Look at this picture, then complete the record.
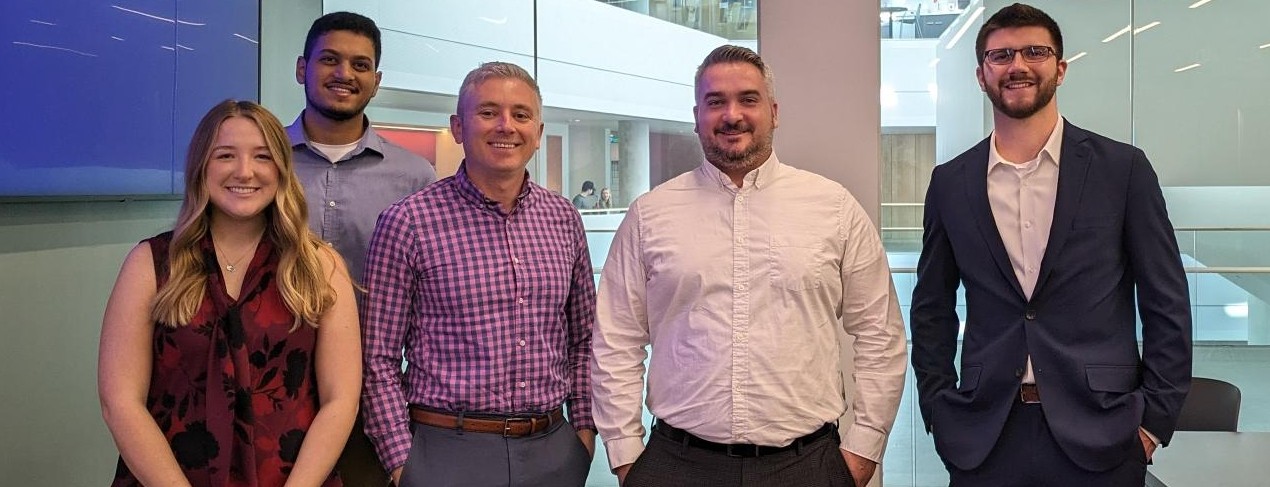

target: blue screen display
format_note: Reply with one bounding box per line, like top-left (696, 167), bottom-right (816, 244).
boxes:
top-left (0, 1), bottom-right (259, 197)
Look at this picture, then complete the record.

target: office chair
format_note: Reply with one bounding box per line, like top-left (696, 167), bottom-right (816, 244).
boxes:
top-left (1175, 377), bottom-right (1241, 432)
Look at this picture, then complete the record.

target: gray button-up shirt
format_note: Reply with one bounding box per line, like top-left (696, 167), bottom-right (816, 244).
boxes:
top-left (286, 113), bottom-right (438, 283)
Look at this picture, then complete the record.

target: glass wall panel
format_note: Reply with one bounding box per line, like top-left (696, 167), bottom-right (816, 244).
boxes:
top-left (883, 0), bottom-right (1269, 485)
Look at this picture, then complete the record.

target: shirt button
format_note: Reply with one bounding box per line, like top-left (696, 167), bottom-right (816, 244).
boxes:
top-left (517, 297), bottom-right (525, 304)
top-left (328, 200), bottom-right (336, 207)
top-left (518, 339), bottom-right (526, 347)
top-left (517, 381), bottom-right (527, 388)
top-left (1024, 221), bottom-right (1032, 229)
top-left (512, 257), bottom-right (520, 264)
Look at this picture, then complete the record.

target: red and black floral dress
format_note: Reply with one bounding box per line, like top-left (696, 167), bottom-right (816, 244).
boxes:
top-left (111, 232), bottom-right (340, 487)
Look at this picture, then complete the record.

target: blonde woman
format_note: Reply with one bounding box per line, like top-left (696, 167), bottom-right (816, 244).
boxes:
top-left (99, 100), bottom-right (360, 486)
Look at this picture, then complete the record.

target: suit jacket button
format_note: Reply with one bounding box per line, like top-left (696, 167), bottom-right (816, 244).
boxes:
top-left (1025, 309), bottom-right (1037, 320)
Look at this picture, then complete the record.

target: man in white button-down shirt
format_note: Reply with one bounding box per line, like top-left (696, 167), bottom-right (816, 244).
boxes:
top-left (591, 45), bottom-right (908, 487)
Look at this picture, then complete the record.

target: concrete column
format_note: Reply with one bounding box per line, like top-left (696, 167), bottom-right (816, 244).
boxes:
top-left (762, 3), bottom-right (886, 487)
top-left (617, 121), bottom-right (651, 206)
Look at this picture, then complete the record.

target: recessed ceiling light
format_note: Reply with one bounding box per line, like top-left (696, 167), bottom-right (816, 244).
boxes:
top-left (1102, 24), bottom-right (1131, 43)
top-left (1133, 21), bottom-right (1161, 35)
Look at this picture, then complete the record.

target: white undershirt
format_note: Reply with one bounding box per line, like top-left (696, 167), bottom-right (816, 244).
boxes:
top-left (986, 117), bottom-right (1063, 385)
top-left (310, 139), bottom-right (360, 164)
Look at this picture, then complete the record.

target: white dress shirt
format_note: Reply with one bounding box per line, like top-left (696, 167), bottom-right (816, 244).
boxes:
top-left (987, 118), bottom-right (1161, 446)
top-left (987, 117), bottom-right (1063, 385)
top-left (591, 154), bottom-right (908, 470)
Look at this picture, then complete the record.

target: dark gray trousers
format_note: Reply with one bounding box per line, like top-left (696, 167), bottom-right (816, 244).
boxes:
top-left (398, 420), bottom-right (591, 487)
top-left (946, 402), bottom-right (1147, 487)
top-left (624, 423), bottom-right (856, 487)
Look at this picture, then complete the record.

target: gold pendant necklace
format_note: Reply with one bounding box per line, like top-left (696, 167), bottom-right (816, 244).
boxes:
top-left (215, 238), bottom-right (260, 273)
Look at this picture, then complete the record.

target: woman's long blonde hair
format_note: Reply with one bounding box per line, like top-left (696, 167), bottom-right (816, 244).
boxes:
top-left (152, 100), bottom-right (334, 328)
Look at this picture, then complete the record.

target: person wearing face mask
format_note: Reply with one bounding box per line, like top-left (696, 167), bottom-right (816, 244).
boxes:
top-left (910, 4), bottom-right (1192, 486)
top-left (591, 45), bottom-right (907, 487)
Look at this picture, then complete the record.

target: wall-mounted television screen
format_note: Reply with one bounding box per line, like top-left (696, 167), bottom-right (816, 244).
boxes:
top-left (0, 1), bottom-right (259, 198)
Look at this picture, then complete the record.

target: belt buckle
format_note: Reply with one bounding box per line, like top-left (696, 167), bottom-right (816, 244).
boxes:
top-left (725, 444), bottom-right (760, 458)
top-left (1020, 384), bottom-right (1041, 404)
top-left (502, 417), bottom-right (530, 437)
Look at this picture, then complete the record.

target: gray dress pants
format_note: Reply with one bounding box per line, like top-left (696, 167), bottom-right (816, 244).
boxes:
top-left (398, 420), bottom-right (591, 487)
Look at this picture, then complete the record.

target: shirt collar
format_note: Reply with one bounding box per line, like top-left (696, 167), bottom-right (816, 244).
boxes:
top-left (285, 111), bottom-right (384, 160)
top-left (454, 161), bottom-right (535, 213)
top-left (988, 115), bottom-right (1064, 171)
top-left (698, 151), bottom-right (781, 191)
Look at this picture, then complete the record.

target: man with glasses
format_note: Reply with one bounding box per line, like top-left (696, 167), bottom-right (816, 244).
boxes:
top-left (910, 4), bottom-right (1192, 485)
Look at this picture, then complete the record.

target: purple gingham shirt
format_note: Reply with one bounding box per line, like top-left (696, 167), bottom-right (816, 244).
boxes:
top-left (360, 163), bottom-right (597, 471)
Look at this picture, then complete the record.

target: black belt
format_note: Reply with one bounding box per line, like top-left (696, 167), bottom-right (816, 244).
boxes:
top-left (654, 421), bottom-right (836, 457)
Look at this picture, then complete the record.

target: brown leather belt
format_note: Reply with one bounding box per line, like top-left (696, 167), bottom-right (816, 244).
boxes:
top-left (409, 407), bottom-right (564, 437)
top-left (1020, 383), bottom-right (1041, 403)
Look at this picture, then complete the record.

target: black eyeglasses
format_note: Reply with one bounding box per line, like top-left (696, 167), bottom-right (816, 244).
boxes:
top-left (982, 46), bottom-right (1056, 65)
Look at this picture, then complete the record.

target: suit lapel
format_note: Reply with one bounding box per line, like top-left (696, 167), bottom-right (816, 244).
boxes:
top-left (963, 138), bottom-right (1027, 300)
top-left (1034, 121), bottom-right (1092, 297)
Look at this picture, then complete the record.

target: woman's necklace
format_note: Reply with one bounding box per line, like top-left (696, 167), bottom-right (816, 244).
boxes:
top-left (214, 236), bottom-right (261, 273)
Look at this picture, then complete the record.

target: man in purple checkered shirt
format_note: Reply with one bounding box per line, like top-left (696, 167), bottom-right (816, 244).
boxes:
top-left (361, 62), bottom-right (597, 487)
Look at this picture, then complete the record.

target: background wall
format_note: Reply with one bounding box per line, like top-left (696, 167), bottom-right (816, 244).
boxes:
top-left (0, 0), bottom-right (321, 484)
top-left (0, 201), bottom-right (178, 483)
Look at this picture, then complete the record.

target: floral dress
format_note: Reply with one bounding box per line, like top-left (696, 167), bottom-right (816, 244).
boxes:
top-left (111, 232), bottom-right (339, 487)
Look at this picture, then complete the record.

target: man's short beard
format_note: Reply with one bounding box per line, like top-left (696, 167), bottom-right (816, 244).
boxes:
top-left (987, 73), bottom-right (1058, 120)
top-left (307, 93), bottom-right (366, 123)
top-left (703, 131), bottom-right (773, 174)
top-left (311, 101), bottom-right (363, 123)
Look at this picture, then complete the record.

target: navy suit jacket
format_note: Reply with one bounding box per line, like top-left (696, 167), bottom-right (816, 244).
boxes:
top-left (910, 120), bottom-right (1192, 472)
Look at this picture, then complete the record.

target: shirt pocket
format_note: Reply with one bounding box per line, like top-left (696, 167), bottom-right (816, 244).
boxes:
top-left (768, 234), bottom-right (826, 292)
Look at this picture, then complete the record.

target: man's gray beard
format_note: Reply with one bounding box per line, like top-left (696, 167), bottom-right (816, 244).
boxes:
top-left (704, 136), bottom-right (772, 174)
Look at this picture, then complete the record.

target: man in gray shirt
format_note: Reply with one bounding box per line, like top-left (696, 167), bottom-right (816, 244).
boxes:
top-left (284, 11), bottom-right (437, 486)
top-left (286, 11), bottom-right (437, 285)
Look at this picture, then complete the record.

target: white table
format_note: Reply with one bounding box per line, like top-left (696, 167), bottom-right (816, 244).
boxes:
top-left (1146, 431), bottom-right (1270, 486)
